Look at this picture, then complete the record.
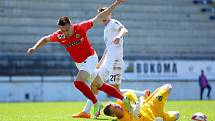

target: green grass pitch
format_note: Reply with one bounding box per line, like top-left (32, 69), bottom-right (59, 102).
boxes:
top-left (0, 101), bottom-right (214, 121)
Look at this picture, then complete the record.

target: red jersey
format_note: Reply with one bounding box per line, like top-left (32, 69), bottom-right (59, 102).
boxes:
top-left (49, 20), bottom-right (95, 63)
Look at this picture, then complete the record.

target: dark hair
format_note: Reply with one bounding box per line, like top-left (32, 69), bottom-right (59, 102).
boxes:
top-left (57, 16), bottom-right (71, 26)
top-left (97, 6), bottom-right (108, 14)
top-left (103, 103), bottom-right (112, 116)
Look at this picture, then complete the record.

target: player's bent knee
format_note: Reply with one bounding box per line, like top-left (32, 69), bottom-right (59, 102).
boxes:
top-left (163, 84), bottom-right (172, 92)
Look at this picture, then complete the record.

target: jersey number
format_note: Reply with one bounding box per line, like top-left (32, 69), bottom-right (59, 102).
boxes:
top-left (110, 75), bottom-right (116, 82)
top-left (156, 95), bottom-right (163, 101)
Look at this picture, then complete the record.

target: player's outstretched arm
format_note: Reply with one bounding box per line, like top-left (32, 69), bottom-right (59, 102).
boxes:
top-left (27, 36), bottom-right (50, 56)
top-left (92, 0), bottom-right (126, 25)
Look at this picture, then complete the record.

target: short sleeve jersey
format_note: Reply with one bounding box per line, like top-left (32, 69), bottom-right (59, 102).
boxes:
top-left (49, 20), bottom-right (95, 63)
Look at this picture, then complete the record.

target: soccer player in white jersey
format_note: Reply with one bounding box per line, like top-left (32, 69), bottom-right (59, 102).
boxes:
top-left (96, 6), bottom-right (127, 90)
top-left (72, 6), bottom-right (149, 118)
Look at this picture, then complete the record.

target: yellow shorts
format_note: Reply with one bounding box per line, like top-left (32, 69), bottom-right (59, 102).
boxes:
top-left (144, 85), bottom-right (170, 118)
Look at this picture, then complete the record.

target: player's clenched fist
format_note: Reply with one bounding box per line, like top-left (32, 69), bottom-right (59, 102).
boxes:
top-left (27, 47), bottom-right (36, 56)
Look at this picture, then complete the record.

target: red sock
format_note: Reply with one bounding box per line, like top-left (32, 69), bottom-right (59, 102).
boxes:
top-left (98, 83), bottom-right (124, 100)
top-left (74, 80), bottom-right (97, 104)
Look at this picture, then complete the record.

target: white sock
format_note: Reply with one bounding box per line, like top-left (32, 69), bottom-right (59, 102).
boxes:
top-left (83, 95), bottom-right (99, 113)
top-left (120, 89), bottom-right (145, 97)
top-left (83, 99), bottom-right (93, 113)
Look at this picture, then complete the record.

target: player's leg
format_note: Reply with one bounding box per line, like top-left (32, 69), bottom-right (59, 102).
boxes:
top-left (104, 59), bottom-right (136, 111)
top-left (73, 64), bottom-right (110, 118)
top-left (92, 60), bottom-right (131, 112)
top-left (200, 87), bottom-right (204, 100)
top-left (146, 84), bottom-right (172, 102)
top-left (163, 111), bottom-right (180, 121)
top-left (91, 63), bottom-right (109, 94)
top-left (71, 98), bottom-right (92, 118)
top-left (108, 67), bottom-right (121, 91)
top-left (72, 80), bottom-right (95, 118)
top-left (91, 59), bottom-right (132, 117)
top-left (92, 59), bottom-right (124, 100)
top-left (92, 74), bottom-right (124, 100)
top-left (91, 70), bottom-right (130, 115)
top-left (72, 62), bottom-right (110, 118)
top-left (74, 70), bottom-right (98, 104)
top-left (72, 88), bottom-right (100, 118)
top-left (121, 89), bottom-right (150, 98)
top-left (91, 63), bottom-right (112, 118)
top-left (73, 55), bottom-right (100, 111)
top-left (207, 85), bottom-right (211, 99)
top-left (108, 59), bottom-right (123, 90)
top-left (90, 74), bottom-right (116, 118)
top-left (72, 77), bottom-right (97, 118)
top-left (110, 60), bottom-right (151, 100)
top-left (145, 84), bottom-right (172, 118)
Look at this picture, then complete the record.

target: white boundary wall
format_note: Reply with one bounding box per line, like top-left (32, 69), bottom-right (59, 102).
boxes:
top-left (0, 76), bottom-right (214, 102)
top-left (0, 60), bottom-right (214, 102)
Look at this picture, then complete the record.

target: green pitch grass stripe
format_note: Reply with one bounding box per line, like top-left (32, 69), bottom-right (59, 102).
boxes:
top-left (0, 101), bottom-right (214, 121)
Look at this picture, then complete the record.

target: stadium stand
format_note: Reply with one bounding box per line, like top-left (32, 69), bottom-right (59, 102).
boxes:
top-left (0, 0), bottom-right (215, 76)
top-left (193, 0), bottom-right (213, 4)
top-left (210, 15), bottom-right (215, 19)
top-left (193, 0), bottom-right (215, 20)
top-left (0, 54), bottom-right (77, 76)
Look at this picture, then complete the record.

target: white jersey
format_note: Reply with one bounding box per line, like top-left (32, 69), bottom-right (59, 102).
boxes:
top-left (98, 19), bottom-right (125, 85)
top-left (104, 19), bottom-right (124, 62)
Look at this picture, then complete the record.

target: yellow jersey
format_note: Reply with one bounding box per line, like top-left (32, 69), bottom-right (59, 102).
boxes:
top-left (116, 87), bottom-right (175, 121)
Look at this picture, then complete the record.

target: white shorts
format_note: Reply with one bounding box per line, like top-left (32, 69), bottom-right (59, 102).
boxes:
top-left (75, 54), bottom-right (98, 82)
top-left (98, 58), bottom-right (124, 85)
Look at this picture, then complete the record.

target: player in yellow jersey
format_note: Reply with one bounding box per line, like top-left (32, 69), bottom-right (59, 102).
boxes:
top-left (103, 84), bottom-right (180, 121)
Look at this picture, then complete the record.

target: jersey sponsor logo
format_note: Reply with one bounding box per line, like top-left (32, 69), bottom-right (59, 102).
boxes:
top-left (57, 34), bottom-right (65, 39)
top-left (64, 38), bottom-right (84, 48)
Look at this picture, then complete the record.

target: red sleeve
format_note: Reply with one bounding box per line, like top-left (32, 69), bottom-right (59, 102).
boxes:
top-left (49, 31), bottom-right (59, 42)
top-left (79, 19), bottom-right (93, 32)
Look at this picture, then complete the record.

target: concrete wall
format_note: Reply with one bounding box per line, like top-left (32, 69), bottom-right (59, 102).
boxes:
top-left (0, 76), bottom-right (214, 102)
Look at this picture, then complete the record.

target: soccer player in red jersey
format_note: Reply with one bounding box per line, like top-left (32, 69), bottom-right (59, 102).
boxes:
top-left (27, 0), bottom-right (128, 118)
